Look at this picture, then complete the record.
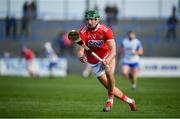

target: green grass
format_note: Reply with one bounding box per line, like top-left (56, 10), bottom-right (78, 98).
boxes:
top-left (0, 75), bottom-right (180, 118)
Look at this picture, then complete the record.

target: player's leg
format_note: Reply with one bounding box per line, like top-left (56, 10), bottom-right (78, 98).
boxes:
top-left (32, 60), bottom-right (39, 78)
top-left (27, 60), bottom-right (37, 78)
top-left (27, 67), bottom-right (34, 77)
top-left (98, 75), bottom-right (137, 111)
top-left (103, 58), bottom-right (116, 112)
top-left (105, 58), bottom-right (116, 93)
top-left (121, 64), bottom-right (133, 87)
top-left (98, 59), bottom-right (137, 111)
top-left (90, 61), bottom-right (115, 112)
top-left (97, 74), bottom-right (114, 112)
top-left (129, 64), bottom-right (140, 90)
top-left (108, 59), bottom-right (136, 111)
top-left (121, 64), bottom-right (130, 78)
top-left (121, 63), bottom-right (138, 89)
top-left (49, 62), bottom-right (55, 79)
top-left (49, 62), bottom-right (56, 79)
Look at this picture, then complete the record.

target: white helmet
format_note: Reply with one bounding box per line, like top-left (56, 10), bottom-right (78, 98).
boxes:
top-left (44, 42), bottom-right (52, 49)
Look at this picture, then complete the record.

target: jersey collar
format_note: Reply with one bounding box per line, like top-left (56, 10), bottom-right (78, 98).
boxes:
top-left (88, 24), bottom-right (100, 32)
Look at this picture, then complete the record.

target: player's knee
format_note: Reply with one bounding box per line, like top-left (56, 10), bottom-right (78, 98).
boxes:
top-left (121, 71), bottom-right (128, 77)
top-left (112, 78), bottom-right (115, 84)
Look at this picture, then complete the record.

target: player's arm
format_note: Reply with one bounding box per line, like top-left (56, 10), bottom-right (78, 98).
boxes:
top-left (119, 44), bottom-right (124, 57)
top-left (132, 41), bottom-right (144, 55)
top-left (137, 49), bottom-right (143, 55)
top-left (77, 45), bottom-right (84, 58)
top-left (132, 48), bottom-right (143, 55)
top-left (102, 27), bottom-right (117, 65)
top-left (77, 42), bottom-right (87, 63)
top-left (105, 40), bottom-right (116, 64)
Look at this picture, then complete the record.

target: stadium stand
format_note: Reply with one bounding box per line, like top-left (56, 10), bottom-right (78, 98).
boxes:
top-left (0, 19), bottom-right (179, 58)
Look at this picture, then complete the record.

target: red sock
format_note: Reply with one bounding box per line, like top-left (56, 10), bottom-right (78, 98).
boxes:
top-left (119, 94), bottom-right (126, 101)
top-left (108, 91), bottom-right (114, 99)
top-left (119, 94), bottom-right (133, 104)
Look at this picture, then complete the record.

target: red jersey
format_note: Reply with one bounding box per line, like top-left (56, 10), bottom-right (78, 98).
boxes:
top-left (79, 24), bottom-right (114, 64)
top-left (20, 48), bottom-right (34, 61)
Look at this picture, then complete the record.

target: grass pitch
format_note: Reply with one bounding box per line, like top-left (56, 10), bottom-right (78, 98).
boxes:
top-left (0, 75), bottom-right (180, 118)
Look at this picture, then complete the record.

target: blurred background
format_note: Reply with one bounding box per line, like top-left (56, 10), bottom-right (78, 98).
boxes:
top-left (0, 0), bottom-right (179, 76)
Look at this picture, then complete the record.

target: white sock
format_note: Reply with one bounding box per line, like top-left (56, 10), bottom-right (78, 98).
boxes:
top-left (132, 84), bottom-right (136, 89)
top-left (126, 97), bottom-right (133, 104)
top-left (107, 98), bottom-right (113, 104)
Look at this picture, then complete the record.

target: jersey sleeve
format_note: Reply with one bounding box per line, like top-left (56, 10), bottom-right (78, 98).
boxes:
top-left (105, 28), bottom-right (114, 41)
top-left (79, 30), bottom-right (86, 43)
top-left (136, 40), bottom-right (143, 50)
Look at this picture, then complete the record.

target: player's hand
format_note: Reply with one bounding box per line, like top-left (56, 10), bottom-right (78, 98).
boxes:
top-left (102, 59), bottom-right (110, 68)
top-left (131, 50), bottom-right (137, 55)
top-left (79, 56), bottom-right (87, 63)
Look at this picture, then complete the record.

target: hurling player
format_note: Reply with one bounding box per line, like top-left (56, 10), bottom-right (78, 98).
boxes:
top-left (119, 31), bottom-right (143, 90)
top-left (77, 10), bottom-right (137, 112)
top-left (19, 46), bottom-right (39, 78)
top-left (44, 42), bottom-right (59, 79)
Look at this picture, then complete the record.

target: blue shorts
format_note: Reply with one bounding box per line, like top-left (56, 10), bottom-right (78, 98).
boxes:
top-left (49, 62), bottom-right (58, 69)
top-left (122, 62), bottom-right (139, 69)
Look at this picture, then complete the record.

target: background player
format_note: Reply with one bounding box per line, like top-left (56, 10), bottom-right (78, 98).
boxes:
top-left (44, 42), bottom-right (59, 79)
top-left (19, 46), bottom-right (39, 78)
top-left (77, 10), bottom-right (137, 112)
top-left (82, 63), bottom-right (92, 78)
top-left (119, 31), bottom-right (144, 90)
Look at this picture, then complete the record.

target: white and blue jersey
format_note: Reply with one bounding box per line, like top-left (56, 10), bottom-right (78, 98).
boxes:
top-left (120, 38), bottom-right (143, 68)
top-left (45, 48), bottom-right (58, 69)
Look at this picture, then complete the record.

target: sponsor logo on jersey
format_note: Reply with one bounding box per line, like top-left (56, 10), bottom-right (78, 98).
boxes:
top-left (88, 40), bottom-right (104, 47)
